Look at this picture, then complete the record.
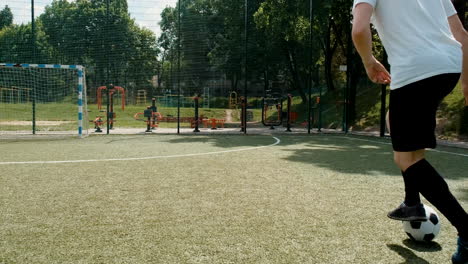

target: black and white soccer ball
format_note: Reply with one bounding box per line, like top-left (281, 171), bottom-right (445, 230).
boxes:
top-left (402, 204), bottom-right (441, 242)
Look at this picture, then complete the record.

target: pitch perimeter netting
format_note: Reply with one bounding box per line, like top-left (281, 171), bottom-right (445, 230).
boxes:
top-left (0, 63), bottom-right (88, 137)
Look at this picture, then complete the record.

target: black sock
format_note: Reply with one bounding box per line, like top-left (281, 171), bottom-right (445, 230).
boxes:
top-left (402, 170), bottom-right (421, 206)
top-left (405, 159), bottom-right (468, 239)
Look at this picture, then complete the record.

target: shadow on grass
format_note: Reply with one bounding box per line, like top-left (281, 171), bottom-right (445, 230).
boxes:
top-left (158, 134), bottom-right (280, 148)
top-left (131, 133), bottom-right (468, 181)
top-left (459, 188), bottom-right (468, 202)
top-left (280, 135), bottom-right (468, 180)
top-left (402, 239), bottom-right (443, 252)
top-left (281, 136), bottom-right (400, 177)
top-left (387, 244), bottom-right (430, 264)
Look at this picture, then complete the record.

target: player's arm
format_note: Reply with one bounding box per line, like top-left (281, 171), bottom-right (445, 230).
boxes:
top-left (448, 14), bottom-right (468, 105)
top-left (352, 3), bottom-right (391, 85)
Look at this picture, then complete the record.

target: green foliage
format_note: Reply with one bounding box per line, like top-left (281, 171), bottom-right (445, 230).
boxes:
top-left (438, 83), bottom-right (468, 137)
top-left (3, 0), bottom-right (464, 138)
top-left (0, 0), bottom-right (159, 96)
top-left (0, 22), bottom-right (53, 63)
top-left (0, 5), bottom-right (13, 30)
top-left (208, 97), bottom-right (229, 109)
top-left (40, 0), bottom-right (159, 90)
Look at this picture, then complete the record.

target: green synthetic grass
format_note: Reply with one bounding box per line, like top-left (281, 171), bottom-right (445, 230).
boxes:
top-left (0, 134), bottom-right (467, 264)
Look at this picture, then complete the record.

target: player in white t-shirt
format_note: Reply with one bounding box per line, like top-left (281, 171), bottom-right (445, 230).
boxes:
top-left (352, 0), bottom-right (468, 263)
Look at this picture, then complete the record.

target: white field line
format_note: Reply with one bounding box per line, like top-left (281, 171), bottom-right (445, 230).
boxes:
top-left (0, 137), bottom-right (281, 165)
top-left (340, 136), bottom-right (468, 158)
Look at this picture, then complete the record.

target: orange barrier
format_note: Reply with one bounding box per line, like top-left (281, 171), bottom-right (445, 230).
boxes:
top-left (289, 112), bottom-right (298, 123)
top-left (203, 118), bottom-right (225, 129)
top-left (133, 112), bottom-right (162, 128)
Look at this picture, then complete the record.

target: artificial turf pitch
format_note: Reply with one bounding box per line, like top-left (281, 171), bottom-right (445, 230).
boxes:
top-left (0, 134), bottom-right (467, 263)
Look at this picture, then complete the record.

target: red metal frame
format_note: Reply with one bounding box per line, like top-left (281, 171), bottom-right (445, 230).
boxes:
top-left (96, 85), bottom-right (126, 110)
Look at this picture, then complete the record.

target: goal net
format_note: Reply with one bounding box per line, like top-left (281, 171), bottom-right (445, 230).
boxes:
top-left (0, 63), bottom-right (89, 138)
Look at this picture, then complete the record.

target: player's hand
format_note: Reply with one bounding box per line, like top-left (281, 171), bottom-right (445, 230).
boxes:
top-left (363, 57), bottom-right (391, 85)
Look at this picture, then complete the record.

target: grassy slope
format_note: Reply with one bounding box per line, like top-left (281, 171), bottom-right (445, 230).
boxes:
top-left (350, 82), bottom-right (467, 139)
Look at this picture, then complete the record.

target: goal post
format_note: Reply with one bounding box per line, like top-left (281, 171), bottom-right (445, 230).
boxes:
top-left (0, 63), bottom-right (89, 138)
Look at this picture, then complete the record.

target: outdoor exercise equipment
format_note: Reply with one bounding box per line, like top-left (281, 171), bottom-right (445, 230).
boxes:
top-left (240, 96), bottom-right (247, 132)
top-left (302, 96), bottom-right (321, 129)
top-left (133, 97), bottom-right (206, 131)
top-left (97, 85), bottom-right (125, 111)
top-left (285, 94), bottom-right (293, 132)
top-left (133, 98), bottom-right (162, 132)
top-left (262, 87), bottom-right (283, 129)
top-left (262, 92), bottom-right (297, 131)
top-left (193, 96), bottom-right (201, 132)
top-left (93, 116), bottom-right (104, 132)
top-left (96, 85), bottom-right (126, 129)
top-left (193, 96), bottom-right (225, 131)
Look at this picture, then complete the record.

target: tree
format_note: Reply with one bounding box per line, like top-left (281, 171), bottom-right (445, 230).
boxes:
top-left (0, 5), bottom-right (13, 30)
top-left (0, 22), bottom-right (53, 63)
top-left (254, 0), bottom-right (314, 102)
top-left (158, 6), bottom-right (178, 92)
top-left (38, 0), bottom-right (159, 94)
top-left (206, 0), bottom-right (245, 93)
top-left (178, 0), bottom-right (218, 95)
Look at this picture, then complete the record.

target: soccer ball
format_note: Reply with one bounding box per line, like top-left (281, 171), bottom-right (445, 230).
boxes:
top-left (402, 204), bottom-right (441, 242)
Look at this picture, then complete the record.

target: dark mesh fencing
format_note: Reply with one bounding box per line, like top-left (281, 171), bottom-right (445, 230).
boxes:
top-left (1, 0), bottom-right (400, 136)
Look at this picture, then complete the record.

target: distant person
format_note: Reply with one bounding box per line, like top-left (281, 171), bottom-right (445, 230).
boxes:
top-left (352, 0), bottom-right (468, 263)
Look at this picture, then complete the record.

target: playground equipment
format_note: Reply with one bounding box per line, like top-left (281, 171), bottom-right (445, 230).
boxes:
top-left (262, 93), bottom-right (296, 131)
top-left (262, 96), bottom-right (283, 129)
top-left (202, 87), bottom-right (210, 108)
top-left (159, 92), bottom-right (193, 108)
top-left (240, 96), bottom-right (247, 132)
top-left (136, 89), bottom-right (147, 104)
top-left (302, 96), bottom-right (321, 130)
top-left (133, 98), bottom-right (162, 132)
top-left (193, 96), bottom-right (201, 132)
top-left (261, 87), bottom-right (284, 129)
top-left (96, 85), bottom-right (125, 129)
top-left (229, 91), bottom-right (238, 109)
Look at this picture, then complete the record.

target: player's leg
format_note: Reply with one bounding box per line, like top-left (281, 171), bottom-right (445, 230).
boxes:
top-left (386, 107), bottom-right (424, 209)
top-left (387, 74), bottom-right (468, 262)
top-left (384, 111), bottom-right (425, 217)
top-left (387, 150), bottom-right (427, 221)
top-left (393, 149), bottom-right (425, 207)
top-left (453, 236), bottom-right (468, 264)
top-left (386, 85), bottom-right (427, 221)
top-left (401, 156), bottom-right (468, 264)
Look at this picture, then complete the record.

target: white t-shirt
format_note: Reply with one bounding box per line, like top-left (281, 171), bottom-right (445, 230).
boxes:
top-left (353, 0), bottom-right (462, 89)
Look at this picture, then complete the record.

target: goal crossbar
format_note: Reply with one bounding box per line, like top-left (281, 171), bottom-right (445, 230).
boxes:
top-left (0, 63), bottom-right (87, 138)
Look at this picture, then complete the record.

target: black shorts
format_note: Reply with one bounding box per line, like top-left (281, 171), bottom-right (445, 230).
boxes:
top-left (389, 73), bottom-right (460, 152)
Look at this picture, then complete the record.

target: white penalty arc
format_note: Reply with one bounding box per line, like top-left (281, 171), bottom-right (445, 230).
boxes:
top-left (0, 137), bottom-right (281, 165)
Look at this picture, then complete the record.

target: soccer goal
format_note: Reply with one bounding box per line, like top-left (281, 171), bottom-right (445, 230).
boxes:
top-left (0, 63), bottom-right (89, 138)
